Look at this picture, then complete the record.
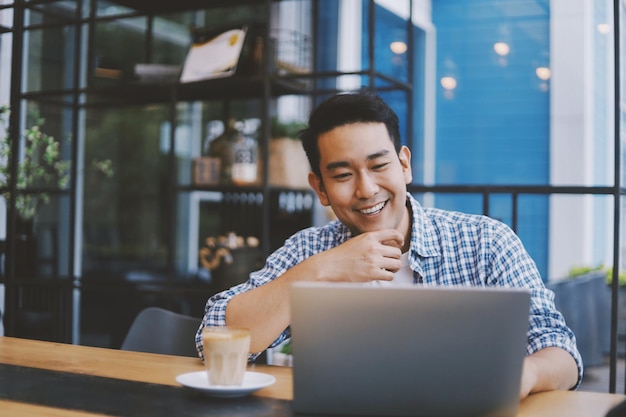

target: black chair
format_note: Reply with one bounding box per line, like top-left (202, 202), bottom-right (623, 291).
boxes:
top-left (121, 307), bottom-right (202, 358)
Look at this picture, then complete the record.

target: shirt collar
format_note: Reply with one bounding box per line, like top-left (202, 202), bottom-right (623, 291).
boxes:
top-left (406, 193), bottom-right (441, 261)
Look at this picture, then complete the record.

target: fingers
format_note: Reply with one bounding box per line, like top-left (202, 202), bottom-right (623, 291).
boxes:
top-left (372, 228), bottom-right (405, 249)
top-left (379, 256), bottom-right (402, 276)
top-left (352, 231), bottom-right (403, 279)
top-left (310, 229), bottom-right (405, 284)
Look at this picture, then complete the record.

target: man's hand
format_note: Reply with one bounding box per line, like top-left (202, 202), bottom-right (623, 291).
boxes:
top-left (306, 229), bottom-right (404, 283)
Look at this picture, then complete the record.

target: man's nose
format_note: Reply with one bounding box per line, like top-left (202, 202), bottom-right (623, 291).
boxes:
top-left (355, 173), bottom-right (379, 199)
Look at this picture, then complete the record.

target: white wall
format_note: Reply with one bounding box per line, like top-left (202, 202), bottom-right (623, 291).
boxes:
top-left (548, 0), bottom-right (613, 279)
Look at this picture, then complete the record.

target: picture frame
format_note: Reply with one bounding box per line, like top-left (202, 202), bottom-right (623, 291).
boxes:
top-left (180, 26), bottom-right (248, 83)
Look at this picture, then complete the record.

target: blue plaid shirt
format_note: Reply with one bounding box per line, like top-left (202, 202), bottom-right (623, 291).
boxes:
top-left (197, 193), bottom-right (583, 387)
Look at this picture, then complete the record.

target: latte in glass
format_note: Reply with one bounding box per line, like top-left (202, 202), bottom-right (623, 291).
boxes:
top-left (202, 326), bottom-right (251, 386)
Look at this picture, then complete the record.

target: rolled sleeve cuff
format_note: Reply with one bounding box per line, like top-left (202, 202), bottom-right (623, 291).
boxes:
top-left (527, 334), bottom-right (584, 390)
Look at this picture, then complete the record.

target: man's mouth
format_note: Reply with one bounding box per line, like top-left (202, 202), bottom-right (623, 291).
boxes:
top-left (359, 201), bottom-right (386, 215)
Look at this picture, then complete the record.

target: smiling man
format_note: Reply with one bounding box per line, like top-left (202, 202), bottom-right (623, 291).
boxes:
top-left (197, 90), bottom-right (582, 398)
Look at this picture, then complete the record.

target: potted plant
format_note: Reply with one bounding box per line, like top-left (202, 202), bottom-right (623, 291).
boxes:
top-left (271, 338), bottom-right (293, 366)
top-left (268, 117), bottom-right (309, 189)
top-left (605, 267), bottom-right (626, 356)
top-left (547, 265), bottom-right (611, 366)
top-left (0, 105), bottom-right (71, 275)
top-left (0, 105), bottom-right (71, 221)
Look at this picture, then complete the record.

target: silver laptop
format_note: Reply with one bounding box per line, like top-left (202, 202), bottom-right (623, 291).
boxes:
top-left (290, 282), bottom-right (531, 417)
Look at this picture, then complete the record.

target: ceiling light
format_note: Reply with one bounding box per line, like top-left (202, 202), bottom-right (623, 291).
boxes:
top-left (493, 42), bottom-right (510, 56)
top-left (535, 67), bottom-right (551, 81)
top-left (390, 41), bottom-right (407, 54)
top-left (440, 76), bottom-right (457, 90)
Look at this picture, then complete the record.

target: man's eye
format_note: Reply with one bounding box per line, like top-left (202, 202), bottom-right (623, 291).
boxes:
top-left (332, 172), bottom-right (351, 180)
top-left (372, 162), bottom-right (389, 170)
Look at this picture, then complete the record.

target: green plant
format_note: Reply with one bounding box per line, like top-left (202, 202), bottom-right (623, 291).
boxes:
top-left (567, 264), bottom-right (604, 278)
top-left (0, 105), bottom-right (71, 220)
top-left (270, 117), bottom-right (307, 138)
top-left (91, 158), bottom-right (115, 178)
top-left (567, 264), bottom-right (626, 287)
top-left (605, 267), bottom-right (626, 287)
top-left (280, 339), bottom-right (292, 355)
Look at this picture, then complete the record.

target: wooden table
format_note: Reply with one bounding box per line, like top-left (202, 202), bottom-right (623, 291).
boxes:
top-left (0, 336), bottom-right (624, 417)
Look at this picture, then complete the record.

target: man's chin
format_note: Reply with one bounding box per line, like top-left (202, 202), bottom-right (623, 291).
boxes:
top-left (349, 221), bottom-right (389, 235)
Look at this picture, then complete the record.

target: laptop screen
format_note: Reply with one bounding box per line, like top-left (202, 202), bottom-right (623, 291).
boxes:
top-left (290, 283), bottom-right (530, 417)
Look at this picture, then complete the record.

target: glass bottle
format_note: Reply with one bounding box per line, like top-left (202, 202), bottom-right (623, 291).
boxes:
top-left (231, 123), bottom-right (259, 186)
top-left (208, 118), bottom-right (238, 185)
top-left (208, 118), bottom-right (259, 186)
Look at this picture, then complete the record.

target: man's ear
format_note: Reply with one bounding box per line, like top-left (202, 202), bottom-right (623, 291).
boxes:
top-left (399, 146), bottom-right (413, 184)
top-left (308, 172), bottom-right (330, 206)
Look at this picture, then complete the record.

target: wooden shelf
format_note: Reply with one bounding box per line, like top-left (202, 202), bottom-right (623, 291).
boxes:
top-left (84, 76), bottom-right (313, 106)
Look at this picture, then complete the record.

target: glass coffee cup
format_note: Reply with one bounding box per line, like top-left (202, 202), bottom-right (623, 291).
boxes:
top-left (202, 326), bottom-right (251, 386)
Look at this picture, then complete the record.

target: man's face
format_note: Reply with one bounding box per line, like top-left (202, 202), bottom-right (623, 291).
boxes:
top-left (308, 122), bottom-right (412, 237)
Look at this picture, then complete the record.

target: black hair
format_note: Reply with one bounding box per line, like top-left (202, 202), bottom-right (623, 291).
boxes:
top-left (298, 89), bottom-right (402, 178)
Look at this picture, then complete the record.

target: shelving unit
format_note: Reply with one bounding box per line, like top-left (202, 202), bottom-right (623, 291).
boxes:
top-left (2, 0), bottom-right (415, 348)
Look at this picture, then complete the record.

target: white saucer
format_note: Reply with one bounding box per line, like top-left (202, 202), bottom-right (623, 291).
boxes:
top-left (176, 371), bottom-right (276, 398)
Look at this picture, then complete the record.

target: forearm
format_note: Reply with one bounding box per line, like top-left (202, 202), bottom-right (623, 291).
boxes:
top-left (225, 258), bottom-right (323, 353)
top-left (225, 277), bottom-right (292, 353)
top-left (520, 347), bottom-right (579, 398)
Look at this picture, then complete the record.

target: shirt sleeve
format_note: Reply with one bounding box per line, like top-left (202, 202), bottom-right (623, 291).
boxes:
top-left (195, 233), bottom-right (309, 362)
top-left (489, 221), bottom-right (584, 389)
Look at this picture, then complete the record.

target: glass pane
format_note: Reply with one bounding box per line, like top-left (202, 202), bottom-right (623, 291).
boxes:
top-left (198, 4), bottom-right (266, 29)
top-left (316, 0), bottom-right (410, 80)
top-left (91, 17), bottom-right (147, 87)
top-left (172, 99), bottom-right (264, 277)
top-left (95, 0), bottom-right (135, 17)
top-left (0, 2), bottom-right (13, 32)
top-left (23, 193), bottom-right (72, 278)
top-left (430, 0), bottom-right (614, 187)
top-left (174, 101), bottom-right (241, 186)
top-left (24, 25), bottom-right (77, 92)
top-left (19, 99), bottom-right (73, 189)
top-left (433, 1), bottom-right (549, 185)
top-left (333, 0), bottom-right (363, 76)
top-left (82, 104), bottom-right (170, 275)
top-left (412, 191), bottom-right (614, 287)
top-left (378, 88), bottom-right (410, 145)
top-left (25, 1), bottom-right (79, 25)
top-left (372, 0), bottom-right (410, 83)
top-left (0, 31), bottom-right (11, 105)
top-left (151, 13), bottom-right (191, 66)
top-left (415, 192), bottom-right (484, 216)
top-left (4, 99), bottom-right (73, 279)
top-left (547, 265), bottom-right (611, 375)
top-left (546, 194), bottom-right (613, 279)
top-left (272, 0), bottom-right (313, 77)
top-left (315, 0), bottom-right (340, 91)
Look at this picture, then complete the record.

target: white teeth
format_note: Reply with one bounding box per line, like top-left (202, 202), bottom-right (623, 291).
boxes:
top-left (360, 202), bottom-right (385, 214)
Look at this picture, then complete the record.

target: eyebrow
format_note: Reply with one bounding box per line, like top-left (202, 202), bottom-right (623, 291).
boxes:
top-left (325, 149), bottom-right (391, 171)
